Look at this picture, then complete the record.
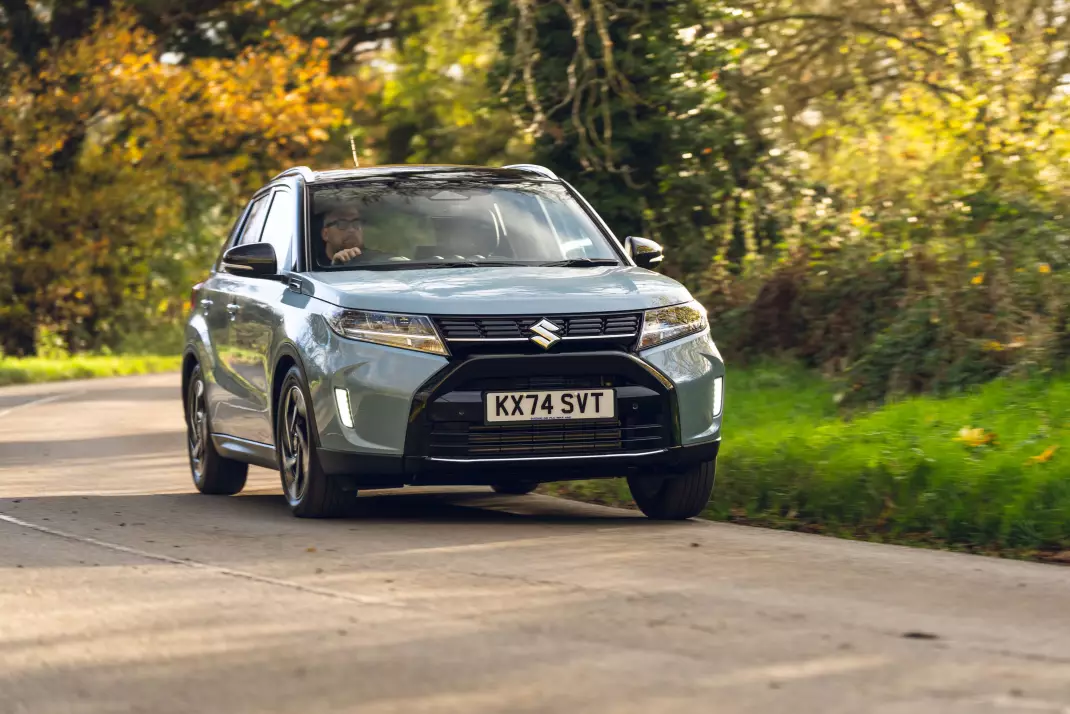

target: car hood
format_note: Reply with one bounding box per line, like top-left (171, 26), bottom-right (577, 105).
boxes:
top-left (307, 266), bottom-right (691, 315)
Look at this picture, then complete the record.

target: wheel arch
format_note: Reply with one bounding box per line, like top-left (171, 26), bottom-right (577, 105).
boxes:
top-left (181, 348), bottom-right (201, 411)
top-left (269, 343), bottom-right (307, 446)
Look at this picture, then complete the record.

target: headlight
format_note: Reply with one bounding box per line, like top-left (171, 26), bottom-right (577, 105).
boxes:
top-left (639, 300), bottom-right (709, 350)
top-left (325, 309), bottom-right (448, 356)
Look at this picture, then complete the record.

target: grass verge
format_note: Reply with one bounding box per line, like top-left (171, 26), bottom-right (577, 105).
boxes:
top-left (541, 362), bottom-right (1070, 561)
top-left (0, 355), bottom-right (182, 387)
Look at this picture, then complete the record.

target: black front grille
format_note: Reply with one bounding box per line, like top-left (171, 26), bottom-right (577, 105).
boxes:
top-left (429, 419), bottom-right (666, 457)
top-left (435, 313), bottom-right (640, 340)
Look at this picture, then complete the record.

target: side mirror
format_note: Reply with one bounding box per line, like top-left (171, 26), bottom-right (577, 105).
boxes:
top-left (624, 236), bottom-right (664, 269)
top-left (221, 242), bottom-right (278, 278)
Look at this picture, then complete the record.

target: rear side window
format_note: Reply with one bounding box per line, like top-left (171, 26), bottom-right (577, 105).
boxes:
top-left (258, 190), bottom-right (295, 270)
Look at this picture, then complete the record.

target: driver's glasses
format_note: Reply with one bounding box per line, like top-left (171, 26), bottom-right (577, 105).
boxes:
top-left (326, 217), bottom-right (363, 231)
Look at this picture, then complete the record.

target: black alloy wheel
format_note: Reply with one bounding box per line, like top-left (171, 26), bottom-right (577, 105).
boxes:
top-left (185, 364), bottom-right (247, 495)
top-left (276, 365), bottom-right (350, 518)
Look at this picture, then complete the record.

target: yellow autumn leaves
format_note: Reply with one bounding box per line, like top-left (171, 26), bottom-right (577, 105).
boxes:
top-left (954, 427), bottom-right (1059, 466)
top-left (971, 263), bottom-right (1053, 287)
top-left (2, 11), bottom-right (361, 184)
top-left (955, 426), bottom-right (997, 447)
top-left (0, 8), bottom-right (367, 352)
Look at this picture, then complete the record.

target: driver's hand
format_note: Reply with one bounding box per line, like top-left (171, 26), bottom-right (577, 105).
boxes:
top-left (332, 247), bottom-right (363, 264)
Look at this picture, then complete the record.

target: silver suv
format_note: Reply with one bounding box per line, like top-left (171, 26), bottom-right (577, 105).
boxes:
top-left (182, 164), bottom-right (724, 519)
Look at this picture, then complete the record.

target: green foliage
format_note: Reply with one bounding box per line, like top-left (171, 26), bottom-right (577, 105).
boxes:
top-left (363, 0), bottom-right (526, 166)
top-left (0, 355), bottom-right (182, 387)
top-left (544, 362), bottom-right (1070, 557)
top-left (492, 0), bottom-right (762, 278)
top-left (696, 1), bottom-right (1070, 400)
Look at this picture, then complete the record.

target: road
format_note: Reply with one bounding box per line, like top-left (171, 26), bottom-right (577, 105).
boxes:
top-left (1, 374), bottom-right (1069, 714)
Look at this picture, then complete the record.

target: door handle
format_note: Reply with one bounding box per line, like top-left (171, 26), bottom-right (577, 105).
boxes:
top-left (226, 303), bottom-right (240, 316)
top-left (200, 298), bottom-right (213, 307)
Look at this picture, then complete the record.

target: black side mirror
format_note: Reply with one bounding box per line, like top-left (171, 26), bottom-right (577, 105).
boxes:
top-left (221, 242), bottom-right (278, 278)
top-left (624, 236), bottom-right (664, 269)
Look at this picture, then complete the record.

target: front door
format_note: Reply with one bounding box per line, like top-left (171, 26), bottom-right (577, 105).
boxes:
top-left (209, 191), bottom-right (272, 439)
top-left (227, 188), bottom-right (296, 444)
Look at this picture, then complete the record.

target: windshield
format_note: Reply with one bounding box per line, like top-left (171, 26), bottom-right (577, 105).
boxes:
top-left (308, 179), bottom-right (621, 270)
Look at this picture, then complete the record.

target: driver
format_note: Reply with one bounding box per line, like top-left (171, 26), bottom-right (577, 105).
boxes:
top-left (321, 207), bottom-right (384, 265)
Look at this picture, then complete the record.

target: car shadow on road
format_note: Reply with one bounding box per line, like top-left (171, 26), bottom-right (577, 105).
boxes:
top-left (229, 488), bottom-right (657, 525)
top-left (0, 487), bottom-right (679, 541)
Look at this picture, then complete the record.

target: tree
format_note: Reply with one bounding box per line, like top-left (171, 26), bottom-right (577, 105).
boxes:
top-left (362, 0), bottom-right (525, 166)
top-left (492, 0), bottom-right (764, 280)
top-left (717, 0), bottom-right (1070, 396)
top-left (0, 8), bottom-right (361, 354)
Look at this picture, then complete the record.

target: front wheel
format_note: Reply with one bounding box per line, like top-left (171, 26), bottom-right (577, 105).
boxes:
top-left (276, 366), bottom-right (351, 518)
top-left (627, 460), bottom-right (716, 520)
top-left (186, 364), bottom-right (248, 495)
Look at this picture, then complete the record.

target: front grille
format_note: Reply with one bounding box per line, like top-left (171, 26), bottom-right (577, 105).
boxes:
top-left (428, 419), bottom-right (666, 457)
top-left (434, 312), bottom-right (641, 356)
top-left (459, 375), bottom-right (614, 391)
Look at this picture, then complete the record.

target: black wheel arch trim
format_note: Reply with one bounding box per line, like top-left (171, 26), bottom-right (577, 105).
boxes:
top-left (269, 341), bottom-right (315, 449)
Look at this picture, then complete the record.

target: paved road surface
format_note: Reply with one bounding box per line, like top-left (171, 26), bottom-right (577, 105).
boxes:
top-left (2, 374), bottom-right (1070, 714)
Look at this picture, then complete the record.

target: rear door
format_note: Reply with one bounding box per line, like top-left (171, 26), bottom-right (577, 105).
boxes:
top-left (227, 188), bottom-right (297, 444)
top-left (207, 190), bottom-right (272, 438)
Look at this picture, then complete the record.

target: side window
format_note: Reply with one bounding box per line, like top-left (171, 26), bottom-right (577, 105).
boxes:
top-left (258, 190), bottom-right (295, 270)
top-left (236, 194), bottom-right (271, 246)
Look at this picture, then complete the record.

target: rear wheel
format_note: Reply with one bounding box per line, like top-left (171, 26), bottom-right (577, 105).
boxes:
top-left (276, 366), bottom-right (350, 518)
top-left (186, 364), bottom-right (248, 495)
top-left (627, 460), bottom-right (715, 520)
top-left (491, 482), bottom-right (538, 495)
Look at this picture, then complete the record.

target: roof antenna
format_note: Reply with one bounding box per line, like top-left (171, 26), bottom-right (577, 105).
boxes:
top-left (349, 136), bottom-right (360, 168)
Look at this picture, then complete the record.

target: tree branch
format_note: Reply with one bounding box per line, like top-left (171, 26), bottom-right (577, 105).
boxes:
top-left (727, 12), bottom-right (943, 58)
top-left (0, 0), bottom-right (50, 68)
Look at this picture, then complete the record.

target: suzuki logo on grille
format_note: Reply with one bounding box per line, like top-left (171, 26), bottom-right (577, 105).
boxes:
top-left (529, 319), bottom-right (562, 349)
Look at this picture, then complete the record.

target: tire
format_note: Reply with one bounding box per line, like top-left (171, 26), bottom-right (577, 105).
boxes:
top-left (627, 460), bottom-right (716, 520)
top-left (185, 364), bottom-right (248, 495)
top-left (276, 365), bottom-right (351, 518)
top-left (491, 482), bottom-right (538, 495)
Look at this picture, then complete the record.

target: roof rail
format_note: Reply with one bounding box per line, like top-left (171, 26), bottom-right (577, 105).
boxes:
top-left (271, 166), bottom-right (315, 182)
top-left (503, 163), bottom-right (558, 179)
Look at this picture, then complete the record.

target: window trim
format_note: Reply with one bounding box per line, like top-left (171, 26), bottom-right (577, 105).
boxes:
top-left (260, 186), bottom-right (298, 272)
top-left (214, 187), bottom-right (275, 273)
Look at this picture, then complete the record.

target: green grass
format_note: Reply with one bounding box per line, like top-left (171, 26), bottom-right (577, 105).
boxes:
top-left (543, 362), bottom-right (1070, 559)
top-left (0, 355), bottom-right (182, 387)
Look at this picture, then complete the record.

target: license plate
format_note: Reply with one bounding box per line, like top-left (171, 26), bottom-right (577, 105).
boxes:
top-left (485, 389), bottom-right (616, 423)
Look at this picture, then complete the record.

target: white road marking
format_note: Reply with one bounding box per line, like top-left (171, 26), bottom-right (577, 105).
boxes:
top-left (0, 511), bottom-right (397, 607)
top-left (0, 390), bottom-right (86, 419)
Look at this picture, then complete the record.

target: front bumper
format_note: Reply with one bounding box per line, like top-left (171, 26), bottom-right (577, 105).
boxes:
top-left (319, 439), bottom-right (719, 489)
top-left (309, 330), bottom-right (724, 489)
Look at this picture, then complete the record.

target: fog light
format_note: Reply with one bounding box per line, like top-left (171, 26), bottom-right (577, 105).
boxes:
top-left (712, 377), bottom-right (724, 418)
top-left (334, 388), bottom-right (354, 428)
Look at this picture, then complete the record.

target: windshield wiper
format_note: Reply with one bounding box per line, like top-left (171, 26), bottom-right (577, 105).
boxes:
top-left (540, 258), bottom-right (620, 267)
top-left (420, 261), bottom-right (526, 268)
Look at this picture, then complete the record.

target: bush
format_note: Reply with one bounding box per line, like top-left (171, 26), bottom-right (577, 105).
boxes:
top-left (711, 200), bottom-right (1070, 403)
